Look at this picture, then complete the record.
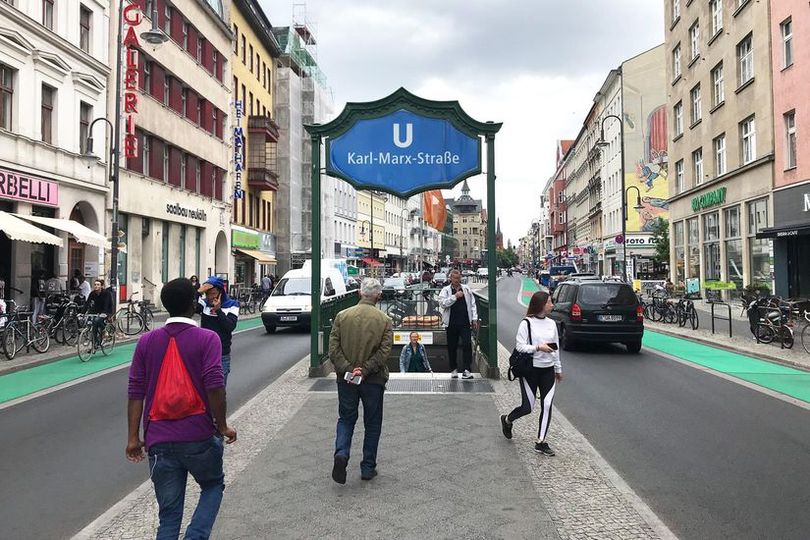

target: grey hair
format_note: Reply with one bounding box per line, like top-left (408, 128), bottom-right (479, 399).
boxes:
top-left (360, 278), bottom-right (383, 298)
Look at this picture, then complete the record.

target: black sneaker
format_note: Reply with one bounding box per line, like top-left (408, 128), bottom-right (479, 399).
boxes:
top-left (534, 442), bottom-right (555, 456)
top-left (332, 455), bottom-right (348, 484)
top-left (500, 415), bottom-right (513, 440)
top-left (361, 469), bottom-right (378, 481)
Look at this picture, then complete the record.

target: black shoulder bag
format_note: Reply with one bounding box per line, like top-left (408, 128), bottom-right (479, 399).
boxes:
top-left (508, 318), bottom-right (534, 381)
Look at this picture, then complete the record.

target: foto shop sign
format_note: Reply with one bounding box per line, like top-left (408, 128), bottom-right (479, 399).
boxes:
top-left (122, 2), bottom-right (143, 159)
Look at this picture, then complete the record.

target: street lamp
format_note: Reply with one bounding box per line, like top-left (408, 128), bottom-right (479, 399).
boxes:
top-left (82, 2), bottom-right (167, 302)
top-left (623, 185), bottom-right (644, 282)
top-left (400, 207), bottom-right (416, 273)
top-left (595, 114), bottom-right (628, 280)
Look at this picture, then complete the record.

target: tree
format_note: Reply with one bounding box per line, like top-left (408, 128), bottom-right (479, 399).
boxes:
top-left (497, 247), bottom-right (519, 268)
top-left (650, 218), bottom-right (669, 265)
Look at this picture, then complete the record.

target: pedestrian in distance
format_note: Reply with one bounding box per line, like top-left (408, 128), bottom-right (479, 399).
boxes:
top-left (329, 278), bottom-right (393, 484)
top-left (70, 269), bottom-right (81, 292)
top-left (196, 276), bottom-right (239, 386)
top-left (77, 273), bottom-right (91, 301)
top-left (260, 274), bottom-right (272, 303)
top-left (438, 269), bottom-right (479, 379)
top-left (30, 269), bottom-right (46, 321)
top-left (399, 331), bottom-right (432, 373)
top-left (126, 277), bottom-right (237, 540)
top-left (500, 290), bottom-right (563, 456)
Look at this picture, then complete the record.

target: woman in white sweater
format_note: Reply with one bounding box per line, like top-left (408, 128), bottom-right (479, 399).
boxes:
top-left (500, 290), bottom-right (563, 456)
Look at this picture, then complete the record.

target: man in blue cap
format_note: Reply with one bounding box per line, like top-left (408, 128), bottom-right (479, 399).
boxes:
top-left (197, 276), bottom-right (239, 385)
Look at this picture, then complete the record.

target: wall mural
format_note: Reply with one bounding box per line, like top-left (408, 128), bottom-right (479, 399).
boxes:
top-left (625, 105), bottom-right (669, 233)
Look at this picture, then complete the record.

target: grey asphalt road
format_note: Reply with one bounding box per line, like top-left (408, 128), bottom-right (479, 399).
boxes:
top-left (0, 323), bottom-right (308, 540)
top-left (497, 276), bottom-right (810, 540)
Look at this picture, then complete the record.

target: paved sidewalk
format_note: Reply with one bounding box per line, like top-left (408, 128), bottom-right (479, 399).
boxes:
top-left (75, 346), bottom-right (673, 540)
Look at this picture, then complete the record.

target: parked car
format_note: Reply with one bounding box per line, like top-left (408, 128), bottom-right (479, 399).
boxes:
top-left (431, 272), bottom-right (448, 287)
top-left (548, 265), bottom-right (578, 292)
top-left (548, 280), bottom-right (644, 353)
top-left (475, 268), bottom-right (488, 278)
top-left (382, 277), bottom-right (411, 299)
top-left (462, 269), bottom-right (475, 278)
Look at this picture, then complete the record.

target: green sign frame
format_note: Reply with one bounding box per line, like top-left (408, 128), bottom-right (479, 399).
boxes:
top-left (692, 187), bottom-right (727, 212)
top-left (232, 229), bottom-right (260, 249)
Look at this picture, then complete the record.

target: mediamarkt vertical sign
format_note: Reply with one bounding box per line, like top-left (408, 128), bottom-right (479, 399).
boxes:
top-left (122, 3), bottom-right (142, 158)
top-left (233, 100), bottom-right (244, 199)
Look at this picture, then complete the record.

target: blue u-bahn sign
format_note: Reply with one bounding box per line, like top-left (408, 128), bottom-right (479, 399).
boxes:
top-left (326, 109), bottom-right (480, 197)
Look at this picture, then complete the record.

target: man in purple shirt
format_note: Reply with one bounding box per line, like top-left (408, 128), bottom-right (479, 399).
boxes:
top-left (126, 278), bottom-right (237, 539)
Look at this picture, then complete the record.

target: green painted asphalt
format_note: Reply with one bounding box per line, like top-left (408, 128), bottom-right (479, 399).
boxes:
top-left (0, 317), bottom-right (265, 405)
top-left (513, 276), bottom-right (810, 404)
top-left (643, 330), bottom-right (810, 404)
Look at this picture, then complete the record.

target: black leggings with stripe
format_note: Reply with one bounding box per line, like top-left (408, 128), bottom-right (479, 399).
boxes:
top-left (507, 366), bottom-right (556, 441)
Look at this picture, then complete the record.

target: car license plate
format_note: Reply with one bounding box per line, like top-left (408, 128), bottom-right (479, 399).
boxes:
top-left (598, 315), bottom-right (623, 322)
top-left (280, 316), bottom-right (297, 322)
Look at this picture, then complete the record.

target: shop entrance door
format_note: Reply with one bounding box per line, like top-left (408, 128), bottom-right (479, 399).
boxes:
top-left (787, 238), bottom-right (810, 298)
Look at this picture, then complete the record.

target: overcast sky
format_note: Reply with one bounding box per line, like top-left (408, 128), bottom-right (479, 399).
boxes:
top-left (260, 0), bottom-right (665, 246)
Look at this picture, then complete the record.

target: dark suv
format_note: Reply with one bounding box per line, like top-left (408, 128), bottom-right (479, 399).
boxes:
top-left (549, 280), bottom-right (644, 353)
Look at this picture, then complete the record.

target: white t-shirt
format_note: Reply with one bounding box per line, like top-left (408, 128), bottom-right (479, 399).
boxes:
top-left (79, 280), bottom-right (91, 300)
top-left (515, 316), bottom-right (562, 372)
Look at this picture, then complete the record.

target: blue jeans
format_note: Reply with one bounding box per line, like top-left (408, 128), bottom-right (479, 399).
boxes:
top-left (148, 436), bottom-right (225, 540)
top-left (334, 380), bottom-right (385, 476)
top-left (221, 354), bottom-right (231, 386)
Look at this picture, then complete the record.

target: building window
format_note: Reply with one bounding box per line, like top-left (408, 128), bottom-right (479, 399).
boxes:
top-left (710, 0), bottom-right (722, 36)
top-left (692, 148), bottom-right (703, 186)
top-left (179, 154), bottom-right (186, 185)
top-left (164, 3), bottom-right (171, 34)
top-left (713, 134), bottom-right (726, 177)
top-left (143, 136), bottom-right (150, 169)
top-left (747, 198), bottom-right (771, 287)
top-left (673, 44), bottom-right (682, 79)
top-left (233, 24), bottom-right (238, 53)
top-left (675, 159), bottom-right (684, 193)
top-left (163, 76), bottom-right (170, 105)
top-left (179, 225), bottom-right (186, 278)
top-left (181, 87), bottom-right (187, 116)
top-left (737, 34), bottom-right (753, 86)
top-left (42, 0), bottom-right (54, 30)
top-left (213, 53), bottom-right (218, 77)
top-left (79, 5), bottom-right (92, 53)
top-left (673, 221), bottom-right (684, 284)
top-left (687, 217), bottom-right (699, 279)
top-left (689, 21), bottom-right (700, 60)
top-left (740, 116), bottom-right (756, 165)
top-left (672, 0), bottom-right (680, 21)
top-left (79, 102), bottom-right (92, 154)
top-left (182, 22), bottom-right (188, 50)
top-left (785, 111), bottom-right (796, 169)
top-left (41, 84), bottom-right (54, 144)
top-left (724, 206), bottom-right (743, 293)
top-left (674, 101), bottom-right (683, 136)
top-left (162, 145), bottom-right (169, 181)
top-left (0, 64), bottom-right (13, 130)
top-left (781, 18), bottom-right (793, 69)
top-left (241, 35), bottom-right (246, 64)
top-left (161, 222), bottom-right (169, 282)
top-left (197, 39), bottom-right (203, 63)
top-left (703, 212), bottom-right (721, 281)
top-left (690, 84), bottom-right (701, 125)
top-left (196, 99), bottom-right (202, 125)
top-left (143, 61), bottom-right (151, 91)
top-left (711, 63), bottom-right (724, 106)
top-left (249, 44), bottom-right (253, 71)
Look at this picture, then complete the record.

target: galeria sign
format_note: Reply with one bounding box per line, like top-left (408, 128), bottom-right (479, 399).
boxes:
top-left (122, 2), bottom-right (143, 159)
top-left (691, 187), bottom-right (727, 212)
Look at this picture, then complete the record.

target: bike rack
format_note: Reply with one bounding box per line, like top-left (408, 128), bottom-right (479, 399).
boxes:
top-left (711, 302), bottom-right (732, 338)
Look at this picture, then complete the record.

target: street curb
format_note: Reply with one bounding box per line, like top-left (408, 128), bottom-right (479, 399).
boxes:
top-left (645, 324), bottom-right (810, 374)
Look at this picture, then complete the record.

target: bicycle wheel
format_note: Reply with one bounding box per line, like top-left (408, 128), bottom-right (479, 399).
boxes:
top-left (100, 323), bottom-right (116, 355)
top-left (31, 324), bottom-right (50, 353)
top-left (77, 327), bottom-right (94, 362)
top-left (677, 308), bottom-right (687, 327)
top-left (141, 307), bottom-right (154, 330)
top-left (755, 324), bottom-right (775, 344)
top-left (2, 326), bottom-right (19, 361)
top-left (782, 327), bottom-right (794, 349)
top-left (802, 324), bottom-right (810, 355)
top-left (64, 316), bottom-right (80, 346)
top-left (688, 307), bottom-right (699, 330)
top-left (117, 311), bottom-right (144, 336)
top-left (663, 308), bottom-right (676, 324)
top-left (643, 304), bottom-right (655, 321)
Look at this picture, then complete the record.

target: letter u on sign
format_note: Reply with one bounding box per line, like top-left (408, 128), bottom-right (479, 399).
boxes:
top-left (393, 123), bottom-right (413, 148)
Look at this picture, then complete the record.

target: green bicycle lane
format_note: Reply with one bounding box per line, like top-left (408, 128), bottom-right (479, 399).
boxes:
top-left (515, 275), bottom-right (810, 404)
top-left (0, 317), bottom-right (265, 405)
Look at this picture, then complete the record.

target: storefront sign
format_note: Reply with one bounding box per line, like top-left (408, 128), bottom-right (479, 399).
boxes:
top-left (260, 232), bottom-right (276, 256)
top-left (233, 101), bottom-right (244, 200)
top-left (232, 228), bottom-right (259, 249)
top-left (624, 234), bottom-right (657, 247)
top-left (691, 187), bottom-right (727, 212)
top-left (122, 3), bottom-right (143, 158)
top-left (165, 202), bottom-right (207, 222)
top-left (0, 169), bottom-right (58, 206)
top-left (704, 281), bottom-right (738, 290)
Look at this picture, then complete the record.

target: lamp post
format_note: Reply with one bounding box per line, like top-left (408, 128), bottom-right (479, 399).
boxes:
top-left (595, 114), bottom-right (628, 280)
top-left (399, 207), bottom-right (415, 273)
top-left (82, 2), bottom-right (167, 302)
top-left (623, 185), bottom-right (643, 282)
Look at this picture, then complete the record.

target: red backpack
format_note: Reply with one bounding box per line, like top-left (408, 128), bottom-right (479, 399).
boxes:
top-left (149, 332), bottom-right (206, 421)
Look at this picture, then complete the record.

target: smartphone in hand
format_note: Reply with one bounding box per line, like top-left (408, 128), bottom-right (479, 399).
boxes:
top-left (546, 342), bottom-right (558, 351)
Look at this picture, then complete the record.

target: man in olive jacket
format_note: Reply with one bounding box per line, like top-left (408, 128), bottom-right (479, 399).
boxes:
top-left (329, 278), bottom-right (393, 484)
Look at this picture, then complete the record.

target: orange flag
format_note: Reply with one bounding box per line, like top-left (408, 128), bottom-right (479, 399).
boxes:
top-left (422, 190), bottom-right (447, 231)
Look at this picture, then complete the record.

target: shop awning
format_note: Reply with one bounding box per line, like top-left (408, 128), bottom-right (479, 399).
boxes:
top-left (756, 224), bottom-right (810, 239)
top-left (235, 248), bottom-right (276, 264)
top-left (361, 257), bottom-right (384, 267)
top-left (0, 211), bottom-right (64, 247)
top-left (14, 214), bottom-right (106, 248)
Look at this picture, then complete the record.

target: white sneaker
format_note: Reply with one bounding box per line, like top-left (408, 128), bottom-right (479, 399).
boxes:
top-left (462, 370), bottom-right (473, 379)
top-left (451, 369), bottom-right (459, 378)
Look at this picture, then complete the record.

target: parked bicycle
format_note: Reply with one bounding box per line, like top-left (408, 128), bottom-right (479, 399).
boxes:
top-left (2, 309), bottom-right (50, 361)
top-left (675, 297), bottom-right (699, 330)
top-left (77, 314), bottom-right (116, 362)
top-left (42, 294), bottom-right (81, 346)
top-left (115, 292), bottom-right (146, 336)
top-left (747, 296), bottom-right (794, 349)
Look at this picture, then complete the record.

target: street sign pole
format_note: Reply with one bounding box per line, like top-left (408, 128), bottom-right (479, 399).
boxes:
top-left (486, 132), bottom-right (498, 376)
top-left (310, 133), bottom-right (321, 375)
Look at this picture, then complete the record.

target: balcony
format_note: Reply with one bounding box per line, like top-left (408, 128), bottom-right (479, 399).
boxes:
top-left (248, 115), bottom-right (280, 142)
top-left (247, 166), bottom-right (280, 191)
top-left (247, 115), bottom-right (280, 191)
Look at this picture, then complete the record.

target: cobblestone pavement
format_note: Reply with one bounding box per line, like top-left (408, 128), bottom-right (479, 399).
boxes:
top-left (74, 345), bottom-right (675, 540)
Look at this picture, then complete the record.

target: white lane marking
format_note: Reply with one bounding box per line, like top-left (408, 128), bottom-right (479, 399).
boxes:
top-left (0, 324), bottom-right (265, 412)
top-left (643, 347), bottom-right (810, 412)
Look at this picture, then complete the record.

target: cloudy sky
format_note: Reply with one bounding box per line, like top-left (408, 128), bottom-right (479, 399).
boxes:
top-left (260, 0), bottom-right (664, 246)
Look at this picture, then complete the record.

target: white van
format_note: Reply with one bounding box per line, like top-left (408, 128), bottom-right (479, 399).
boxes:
top-left (261, 265), bottom-right (347, 333)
